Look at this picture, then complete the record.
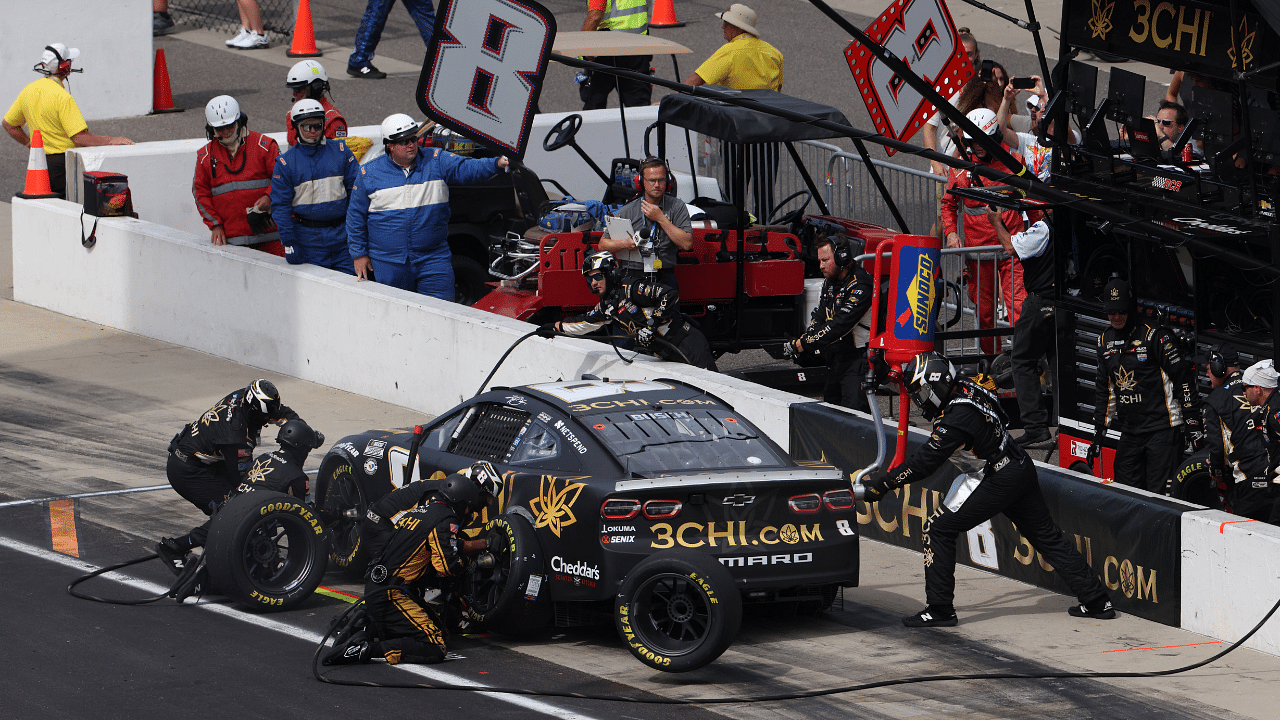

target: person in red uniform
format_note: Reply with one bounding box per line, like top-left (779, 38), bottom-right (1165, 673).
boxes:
top-left (940, 108), bottom-right (1027, 356)
top-left (283, 60), bottom-right (347, 147)
top-left (193, 95), bottom-right (284, 255)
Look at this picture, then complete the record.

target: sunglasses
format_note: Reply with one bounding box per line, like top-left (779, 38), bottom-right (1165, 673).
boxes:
top-left (1157, 118), bottom-right (1176, 126)
top-left (299, 121), bottom-right (323, 132)
top-left (1025, 99), bottom-right (1041, 112)
top-left (388, 137), bottom-right (417, 147)
top-left (586, 273), bottom-right (606, 282)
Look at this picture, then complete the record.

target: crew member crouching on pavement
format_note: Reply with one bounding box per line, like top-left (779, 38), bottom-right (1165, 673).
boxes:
top-left (271, 100), bottom-right (359, 273)
top-left (193, 95), bottom-right (284, 255)
top-left (783, 230), bottom-right (873, 412)
top-left (538, 251), bottom-right (718, 371)
top-left (862, 351), bottom-right (1114, 627)
top-left (283, 60), bottom-right (347, 146)
top-left (324, 462), bottom-right (501, 666)
top-left (157, 380), bottom-right (302, 571)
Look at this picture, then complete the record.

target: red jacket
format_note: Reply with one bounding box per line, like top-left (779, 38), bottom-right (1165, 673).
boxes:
top-left (193, 131), bottom-right (280, 243)
top-left (284, 97), bottom-right (347, 146)
top-left (940, 146), bottom-right (1026, 248)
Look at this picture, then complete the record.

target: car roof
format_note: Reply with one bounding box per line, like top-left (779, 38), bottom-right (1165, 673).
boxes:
top-left (503, 378), bottom-right (732, 418)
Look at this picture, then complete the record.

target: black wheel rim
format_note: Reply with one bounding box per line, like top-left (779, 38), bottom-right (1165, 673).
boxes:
top-left (465, 526), bottom-right (513, 615)
top-left (241, 512), bottom-right (316, 594)
top-left (322, 472), bottom-right (362, 562)
top-left (631, 573), bottom-right (714, 656)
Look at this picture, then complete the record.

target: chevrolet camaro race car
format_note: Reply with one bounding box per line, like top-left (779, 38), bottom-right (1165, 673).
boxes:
top-left (314, 377), bottom-right (859, 671)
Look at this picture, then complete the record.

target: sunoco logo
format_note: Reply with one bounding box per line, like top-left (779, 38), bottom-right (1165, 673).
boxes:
top-left (551, 556), bottom-right (600, 580)
top-left (898, 250), bottom-right (936, 335)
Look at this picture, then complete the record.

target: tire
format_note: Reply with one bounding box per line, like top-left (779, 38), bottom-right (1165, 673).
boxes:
top-left (314, 453), bottom-right (370, 581)
top-left (452, 254), bottom-right (490, 307)
top-left (1166, 451), bottom-right (1224, 510)
top-left (205, 491), bottom-right (327, 612)
top-left (462, 513), bottom-right (552, 636)
top-left (615, 550), bottom-right (743, 673)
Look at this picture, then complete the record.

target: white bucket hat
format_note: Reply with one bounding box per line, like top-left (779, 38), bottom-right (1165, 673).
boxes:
top-left (716, 4), bottom-right (758, 36)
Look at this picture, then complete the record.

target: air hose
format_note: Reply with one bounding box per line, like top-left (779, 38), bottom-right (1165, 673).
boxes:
top-left (67, 552), bottom-right (206, 605)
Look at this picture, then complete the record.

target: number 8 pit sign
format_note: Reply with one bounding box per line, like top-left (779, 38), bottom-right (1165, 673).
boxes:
top-left (845, 0), bottom-right (972, 155)
top-left (416, 0), bottom-right (556, 161)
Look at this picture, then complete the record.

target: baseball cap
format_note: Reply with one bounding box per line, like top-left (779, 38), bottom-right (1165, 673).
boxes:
top-left (1242, 360), bottom-right (1278, 389)
top-left (1100, 278), bottom-right (1132, 313)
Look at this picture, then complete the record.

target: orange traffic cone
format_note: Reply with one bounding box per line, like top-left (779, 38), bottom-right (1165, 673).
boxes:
top-left (286, 0), bottom-right (323, 57)
top-left (650, 0), bottom-right (685, 28)
top-left (16, 130), bottom-right (59, 199)
top-left (150, 49), bottom-right (184, 114)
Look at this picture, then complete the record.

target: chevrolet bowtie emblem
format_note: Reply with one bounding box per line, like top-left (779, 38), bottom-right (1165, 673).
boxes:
top-left (723, 494), bottom-right (756, 507)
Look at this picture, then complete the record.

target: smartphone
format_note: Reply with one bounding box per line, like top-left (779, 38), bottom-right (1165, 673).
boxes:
top-left (980, 59), bottom-right (994, 81)
top-left (1011, 77), bottom-right (1037, 90)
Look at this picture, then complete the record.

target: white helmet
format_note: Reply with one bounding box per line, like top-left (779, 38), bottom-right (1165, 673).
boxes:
top-left (205, 95), bottom-right (242, 129)
top-left (961, 108), bottom-right (1000, 141)
top-left (381, 113), bottom-right (420, 144)
top-left (290, 100), bottom-right (326, 144)
top-left (286, 60), bottom-right (328, 87)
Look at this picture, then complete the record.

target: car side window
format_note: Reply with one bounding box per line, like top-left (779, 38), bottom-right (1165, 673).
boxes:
top-left (446, 403), bottom-right (531, 462)
top-left (508, 419), bottom-right (560, 465)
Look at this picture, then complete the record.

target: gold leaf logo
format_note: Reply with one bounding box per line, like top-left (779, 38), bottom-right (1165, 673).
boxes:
top-left (246, 457), bottom-right (273, 485)
top-left (529, 475), bottom-right (586, 537)
top-left (1228, 16), bottom-right (1256, 69)
top-left (1115, 366), bottom-right (1137, 391)
top-left (1089, 0), bottom-right (1115, 40)
top-left (779, 524), bottom-right (800, 544)
top-left (199, 401), bottom-right (227, 428)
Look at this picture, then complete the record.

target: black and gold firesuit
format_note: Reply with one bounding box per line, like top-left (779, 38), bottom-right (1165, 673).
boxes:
top-left (1203, 370), bottom-right (1274, 520)
top-left (795, 257), bottom-right (873, 411)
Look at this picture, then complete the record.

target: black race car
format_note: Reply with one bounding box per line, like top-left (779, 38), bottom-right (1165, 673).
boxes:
top-left (315, 377), bottom-right (858, 672)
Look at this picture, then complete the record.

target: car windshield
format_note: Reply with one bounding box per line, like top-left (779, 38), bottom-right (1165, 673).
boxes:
top-left (585, 409), bottom-right (786, 474)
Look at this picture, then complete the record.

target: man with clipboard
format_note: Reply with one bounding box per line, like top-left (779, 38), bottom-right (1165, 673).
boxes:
top-left (597, 158), bottom-right (692, 288)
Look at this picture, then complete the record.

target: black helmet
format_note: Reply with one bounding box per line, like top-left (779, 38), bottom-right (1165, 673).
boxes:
top-left (245, 379), bottom-right (282, 416)
top-left (903, 351), bottom-right (958, 420)
top-left (277, 419), bottom-right (324, 450)
top-left (582, 251), bottom-right (618, 281)
top-left (440, 461), bottom-right (503, 515)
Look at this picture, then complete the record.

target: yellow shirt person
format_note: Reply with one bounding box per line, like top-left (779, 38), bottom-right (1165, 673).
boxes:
top-left (685, 4), bottom-right (783, 92)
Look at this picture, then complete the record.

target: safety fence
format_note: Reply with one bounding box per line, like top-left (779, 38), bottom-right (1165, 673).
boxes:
top-left (167, 0), bottom-right (296, 35)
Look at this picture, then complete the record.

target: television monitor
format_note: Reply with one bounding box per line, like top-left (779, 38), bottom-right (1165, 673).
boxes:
top-left (1249, 104), bottom-right (1280, 165)
top-left (1106, 67), bottom-right (1145, 128)
top-left (1189, 85), bottom-right (1234, 156)
top-left (1066, 60), bottom-right (1098, 120)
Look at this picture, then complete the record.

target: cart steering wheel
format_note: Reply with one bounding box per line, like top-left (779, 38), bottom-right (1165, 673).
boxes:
top-left (767, 190), bottom-right (812, 227)
top-left (544, 114), bottom-right (583, 152)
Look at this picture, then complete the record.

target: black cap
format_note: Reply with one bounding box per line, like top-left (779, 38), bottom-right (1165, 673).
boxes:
top-left (1100, 278), bottom-right (1132, 313)
top-left (1195, 342), bottom-right (1239, 368)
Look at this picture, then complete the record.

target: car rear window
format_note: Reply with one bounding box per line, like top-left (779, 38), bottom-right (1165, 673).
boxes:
top-left (586, 409), bottom-right (786, 474)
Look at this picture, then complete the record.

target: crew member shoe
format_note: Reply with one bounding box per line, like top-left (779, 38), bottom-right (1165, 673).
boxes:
top-left (329, 607), bottom-right (368, 646)
top-left (902, 606), bottom-right (958, 627)
top-left (347, 63), bottom-right (387, 79)
top-left (322, 632), bottom-right (373, 665)
top-left (1068, 599), bottom-right (1117, 619)
top-left (156, 537), bottom-right (187, 576)
top-left (153, 11), bottom-right (177, 36)
top-left (226, 27), bottom-right (249, 46)
top-left (231, 30), bottom-right (269, 49)
top-left (1016, 427), bottom-right (1053, 447)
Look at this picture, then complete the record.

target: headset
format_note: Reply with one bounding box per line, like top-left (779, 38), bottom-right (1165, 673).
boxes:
top-left (636, 157), bottom-right (676, 196)
top-left (38, 46), bottom-right (81, 77)
top-left (1209, 347), bottom-right (1228, 378)
top-left (814, 229), bottom-right (852, 267)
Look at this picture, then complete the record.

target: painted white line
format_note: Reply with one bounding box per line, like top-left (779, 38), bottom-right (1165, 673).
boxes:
top-left (0, 485), bottom-right (172, 508)
top-left (0, 535), bottom-right (602, 720)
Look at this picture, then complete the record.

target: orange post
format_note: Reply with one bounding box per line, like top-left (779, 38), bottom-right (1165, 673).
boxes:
top-left (150, 49), bottom-right (184, 114)
top-left (16, 130), bottom-right (59, 199)
top-left (650, 0), bottom-right (685, 28)
top-left (286, 0), bottom-right (323, 58)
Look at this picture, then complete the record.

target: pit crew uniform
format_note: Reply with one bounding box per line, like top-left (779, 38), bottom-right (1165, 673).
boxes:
top-left (558, 277), bottom-right (718, 371)
top-left (880, 377), bottom-right (1110, 614)
top-left (1007, 215), bottom-right (1054, 441)
top-left (166, 389), bottom-right (300, 546)
top-left (1202, 370), bottom-right (1274, 521)
top-left (797, 260), bottom-right (873, 411)
top-left (270, 137), bottom-right (359, 273)
top-left (193, 130), bottom-right (284, 254)
top-left (284, 96), bottom-right (347, 147)
top-left (940, 148), bottom-right (1028, 355)
top-left (346, 147), bottom-right (502, 301)
top-left (360, 480), bottom-right (464, 665)
top-left (1093, 321), bottom-right (1201, 493)
top-left (349, 0), bottom-right (436, 73)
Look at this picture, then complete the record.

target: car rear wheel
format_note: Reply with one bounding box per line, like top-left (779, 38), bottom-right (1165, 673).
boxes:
top-left (462, 513), bottom-right (551, 636)
top-left (205, 491), bottom-right (327, 612)
top-left (314, 453), bottom-right (370, 581)
top-left (615, 550), bottom-right (743, 673)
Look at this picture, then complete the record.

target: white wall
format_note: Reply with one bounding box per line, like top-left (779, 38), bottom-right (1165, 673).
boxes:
top-left (10, 197), bottom-right (801, 447)
top-left (0, 0), bottom-right (152, 121)
top-left (1181, 511), bottom-right (1280, 655)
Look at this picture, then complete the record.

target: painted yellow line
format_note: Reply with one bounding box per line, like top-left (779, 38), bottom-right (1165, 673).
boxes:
top-left (49, 499), bottom-right (80, 557)
top-left (316, 585), bottom-right (360, 603)
top-left (1102, 641), bottom-right (1223, 653)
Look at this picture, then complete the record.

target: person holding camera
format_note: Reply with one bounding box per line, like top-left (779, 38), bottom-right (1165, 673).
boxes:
top-left (193, 95), bottom-right (283, 255)
top-left (782, 231), bottom-right (873, 412)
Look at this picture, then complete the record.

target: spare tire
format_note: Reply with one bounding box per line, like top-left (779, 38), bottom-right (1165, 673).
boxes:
top-left (1166, 451), bottom-right (1224, 510)
top-left (461, 513), bottom-right (551, 636)
top-left (206, 491), bottom-right (327, 612)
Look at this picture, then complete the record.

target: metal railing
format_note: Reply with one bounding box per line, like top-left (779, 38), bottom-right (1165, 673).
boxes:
top-left (169, 0), bottom-right (296, 36)
top-left (824, 151), bottom-right (945, 235)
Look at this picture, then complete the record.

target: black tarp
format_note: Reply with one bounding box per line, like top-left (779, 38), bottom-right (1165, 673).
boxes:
top-left (790, 402), bottom-right (1185, 626)
top-left (658, 87), bottom-right (851, 144)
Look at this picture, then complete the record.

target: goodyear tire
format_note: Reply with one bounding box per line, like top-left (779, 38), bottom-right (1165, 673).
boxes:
top-left (1166, 451), bottom-right (1224, 510)
top-left (615, 550), bottom-right (743, 673)
top-left (205, 491), bottom-right (327, 612)
top-left (462, 513), bottom-right (551, 636)
top-left (314, 452), bottom-right (370, 581)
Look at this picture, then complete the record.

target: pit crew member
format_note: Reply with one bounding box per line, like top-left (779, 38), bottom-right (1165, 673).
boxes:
top-left (783, 230), bottom-right (873, 412)
top-left (1201, 346), bottom-right (1274, 522)
top-left (539, 251), bottom-right (718, 371)
top-left (283, 60), bottom-right (347, 146)
top-left (346, 113), bottom-right (507, 301)
top-left (596, 157), bottom-right (692, 288)
top-left (271, 100), bottom-right (359, 273)
top-left (862, 351), bottom-right (1115, 626)
top-left (193, 95), bottom-right (283, 255)
top-left (1088, 279), bottom-right (1202, 492)
top-left (1242, 360), bottom-right (1280, 524)
top-left (323, 462), bottom-right (500, 666)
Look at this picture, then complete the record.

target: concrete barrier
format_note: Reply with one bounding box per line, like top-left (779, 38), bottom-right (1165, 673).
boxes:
top-left (1181, 511), bottom-right (1280, 655)
top-left (10, 197), bottom-right (800, 448)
